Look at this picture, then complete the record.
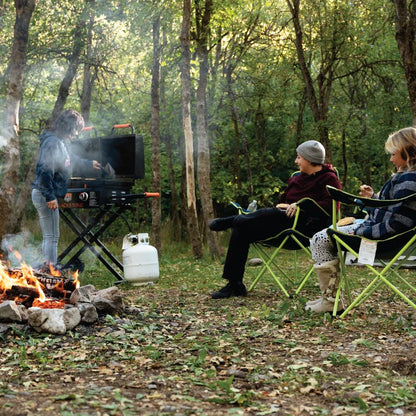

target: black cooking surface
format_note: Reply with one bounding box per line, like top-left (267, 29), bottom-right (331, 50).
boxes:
top-left (69, 133), bottom-right (145, 181)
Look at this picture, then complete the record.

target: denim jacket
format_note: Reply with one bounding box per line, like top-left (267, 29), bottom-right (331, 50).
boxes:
top-left (32, 131), bottom-right (94, 202)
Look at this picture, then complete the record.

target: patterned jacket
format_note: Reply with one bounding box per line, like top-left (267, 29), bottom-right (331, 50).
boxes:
top-left (354, 170), bottom-right (416, 239)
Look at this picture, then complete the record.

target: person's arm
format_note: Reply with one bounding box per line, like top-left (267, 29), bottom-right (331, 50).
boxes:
top-left (311, 172), bottom-right (342, 215)
top-left (36, 140), bottom-right (59, 202)
top-left (355, 173), bottom-right (416, 238)
top-left (71, 153), bottom-right (101, 175)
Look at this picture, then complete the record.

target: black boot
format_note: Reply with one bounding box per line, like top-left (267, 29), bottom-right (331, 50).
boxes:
top-left (211, 281), bottom-right (247, 299)
top-left (209, 216), bottom-right (236, 231)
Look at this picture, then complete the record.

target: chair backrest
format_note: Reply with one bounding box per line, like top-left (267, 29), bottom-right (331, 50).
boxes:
top-left (326, 185), bottom-right (416, 255)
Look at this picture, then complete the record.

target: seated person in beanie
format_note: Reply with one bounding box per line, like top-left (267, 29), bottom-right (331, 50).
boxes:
top-left (209, 140), bottom-right (342, 299)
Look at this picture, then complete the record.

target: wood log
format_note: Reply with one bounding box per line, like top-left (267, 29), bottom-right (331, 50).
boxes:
top-left (7, 285), bottom-right (40, 298)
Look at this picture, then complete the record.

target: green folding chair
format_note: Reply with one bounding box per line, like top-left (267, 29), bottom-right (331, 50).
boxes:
top-left (326, 185), bottom-right (416, 317)
top-left (232, 197), bottom-right (331, 297)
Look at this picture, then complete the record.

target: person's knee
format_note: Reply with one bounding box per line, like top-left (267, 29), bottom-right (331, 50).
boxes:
top-left (232, 214), bottom-right (246, 227)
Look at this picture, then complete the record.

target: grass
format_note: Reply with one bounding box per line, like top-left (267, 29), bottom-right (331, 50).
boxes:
top-left (2, 226), bottom-right (416, 415)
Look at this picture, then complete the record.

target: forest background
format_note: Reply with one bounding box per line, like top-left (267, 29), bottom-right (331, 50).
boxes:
top-left (1, 0), bottom-right (416, 260)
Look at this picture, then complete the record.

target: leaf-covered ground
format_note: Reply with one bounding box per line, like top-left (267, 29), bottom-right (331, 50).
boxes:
top-left (1, 252), bottom-right (416, 415)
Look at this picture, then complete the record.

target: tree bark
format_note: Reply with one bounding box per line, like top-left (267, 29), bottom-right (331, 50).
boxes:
top-left (286, 0), bottom-right (343, 154)
top-left (48, 4), bottom-right (89, 126)
top-left (393, 0), bottom-right (416, 125)
top-left (160, 29), bottom-right (180, 238)
top-left (0, 0), bottom-right (37, 240)
top-left (180, 0), bottom-right (203, 258)
top-left (195, 0), bottom-right (220, 257)
top-left (80, 0), bottom-right (97, 124)
top-left (151, 14), bottom-right (162, 255)
top-left (164, 135), bottom-right (181, 240)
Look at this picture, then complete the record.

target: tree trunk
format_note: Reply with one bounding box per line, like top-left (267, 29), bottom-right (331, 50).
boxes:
top-left (393, 0), bottom-right (416, 125)
top-left (287, 0), bottom-right (341, 153)
top-left (151, 14), bottom-right (162, 255)
top-left (0, 0), bottom-right (37, 240)
top-left (195, 0), bottom-right (220, 258)
top-left (48, 5), bottom-right (88, 126)
top-left (180, 0), bottom-right (203, 258)
top-left (179, 134), bottom-right (188, 241)
top-left (160, 29), bottom-right (180, 238)
top-left (225, 69), bottom-right (242, 191)
top-left (80, 0), bottom-right (97, 123)
top-left (164, 135), bottom-right (181, 240)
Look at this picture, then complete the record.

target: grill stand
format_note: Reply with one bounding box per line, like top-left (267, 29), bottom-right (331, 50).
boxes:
top-left (58, 193), bottom-right (159, 284)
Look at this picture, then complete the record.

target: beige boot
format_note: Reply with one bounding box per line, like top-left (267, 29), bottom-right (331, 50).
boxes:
top-left (306, 297), bottom-right (322, 307)
top-left (305, 259), bottom-right (344, 313)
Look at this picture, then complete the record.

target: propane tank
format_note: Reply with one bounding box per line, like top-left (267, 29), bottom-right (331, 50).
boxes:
top-left (122, 233), bottom-right (159, 285)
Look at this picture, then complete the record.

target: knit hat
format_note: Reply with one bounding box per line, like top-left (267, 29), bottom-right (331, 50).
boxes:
top-left (296, 140), bottom-right (325, 164)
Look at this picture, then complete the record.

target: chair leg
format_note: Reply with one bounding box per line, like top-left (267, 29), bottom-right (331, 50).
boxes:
top-left (248, 237), bottom-right (315, 298)
top-left (339, 263), bottom-right (416, 318)
top-left (295, 264), bottom-right (314, 295)
top-left (248, 240), bottom-right (291, 297)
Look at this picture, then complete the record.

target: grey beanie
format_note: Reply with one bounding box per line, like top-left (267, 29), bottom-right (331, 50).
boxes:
top-left (296, 140), bottom-right (325, 164)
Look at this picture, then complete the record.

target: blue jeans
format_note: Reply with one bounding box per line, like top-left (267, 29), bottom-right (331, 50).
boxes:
top-left (32, 188), bottom-right (59, 265)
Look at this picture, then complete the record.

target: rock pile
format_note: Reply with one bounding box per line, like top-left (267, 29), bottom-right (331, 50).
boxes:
top-left (0, 285), bottom-right (123, 335)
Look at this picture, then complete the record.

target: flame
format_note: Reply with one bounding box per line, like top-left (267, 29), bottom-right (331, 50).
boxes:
top-left (0, 261), bottom-right (45, 300)
top-left (12, 248), bottom-right (22, 263)
top-left (0, 251), bottom-right (79, 309)
top-left (46, 262), bottom-right (80, 288)
top-left (49, 263), bottom-right (61, 277)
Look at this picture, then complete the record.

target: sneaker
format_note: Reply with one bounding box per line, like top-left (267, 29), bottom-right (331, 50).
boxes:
top-left (211, 282), bottom-right (247, 299)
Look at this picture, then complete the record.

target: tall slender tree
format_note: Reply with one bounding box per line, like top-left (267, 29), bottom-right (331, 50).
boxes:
top-left (286, 0), bottom-right (348, 154)
top-left (80, 0), bottom-right (97, 123)
top-left (180, 0), bottom-right (203, 258)
top-left (195, 0), bottom-right (219, 257)
top-left (151, 12), bottom-right (162, 254)
top-left (48, 1), bottom-right (91, 125)
top-left (0, 0), bottom-right (37, 240)
top-left (393, 0), bottom-right (416, 125)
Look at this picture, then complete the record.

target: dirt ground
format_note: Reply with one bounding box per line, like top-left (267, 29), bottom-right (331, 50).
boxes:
top-left (1, 283), bottom-right (416, 416)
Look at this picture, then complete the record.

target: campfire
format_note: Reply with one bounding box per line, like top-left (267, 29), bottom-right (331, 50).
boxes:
top-left (0, 255), bottom-right (79, 309)
top-left (0, 252), bottom-right (124, 335)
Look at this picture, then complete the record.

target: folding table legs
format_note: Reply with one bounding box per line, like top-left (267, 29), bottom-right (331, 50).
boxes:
top-left (58, 207), bottom-right (127, 283)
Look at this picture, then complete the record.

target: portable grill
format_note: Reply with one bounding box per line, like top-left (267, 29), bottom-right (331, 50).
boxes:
top-left (58, 124), bottom-right (159, 283)
top-left (60, 124), bottom-right (144, 208)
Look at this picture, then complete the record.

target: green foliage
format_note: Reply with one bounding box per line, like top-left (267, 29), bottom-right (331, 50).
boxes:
top-left (1, 0), bottom-right (415, 232)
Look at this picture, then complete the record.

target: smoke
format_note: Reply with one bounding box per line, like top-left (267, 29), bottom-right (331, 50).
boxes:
top-left (1, 230), bottom-right (42, 268)
top-left (0, 123), bottom-right (8, 149)
top-left (0, 134), bottom-right (7, 149)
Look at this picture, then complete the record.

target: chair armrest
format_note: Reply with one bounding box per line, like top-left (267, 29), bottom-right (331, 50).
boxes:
top-left (231, 202), bottom-right (249, 214)
top-left (326, 185), bottom-right (416, 209)
top-left (296, 197), bottom-right (330, 218)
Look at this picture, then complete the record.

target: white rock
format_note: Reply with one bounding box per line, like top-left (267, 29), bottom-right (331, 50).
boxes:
top-left (0, 300), bottom-right (22, 322)
top-left (28, 307), bottom-right (81, 334)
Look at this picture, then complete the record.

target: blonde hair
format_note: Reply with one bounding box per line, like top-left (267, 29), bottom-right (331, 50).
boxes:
top-left (385, 127), bottom-right (416, 171)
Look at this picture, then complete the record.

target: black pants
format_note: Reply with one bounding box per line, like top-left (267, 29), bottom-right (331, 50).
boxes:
top-left (222, 207), bottom-right (298, 284)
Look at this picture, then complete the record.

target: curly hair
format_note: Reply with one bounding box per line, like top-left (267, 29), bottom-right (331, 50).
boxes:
top-left (51, 109), bottom-right (85, 139)
top-left (385, 127), bottom-right (416, 171)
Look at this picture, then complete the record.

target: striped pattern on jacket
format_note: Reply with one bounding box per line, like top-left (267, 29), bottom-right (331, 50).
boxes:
top-left (354, 170), bottom-right (416, 239)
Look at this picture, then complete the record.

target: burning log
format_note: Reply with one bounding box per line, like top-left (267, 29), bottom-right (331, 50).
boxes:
top-left (1, 285), bottom-right (40, 307)
top-left (6, 284), bottom-right (40, 298)
top-left (1, 264), bottom-right (79, 307)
